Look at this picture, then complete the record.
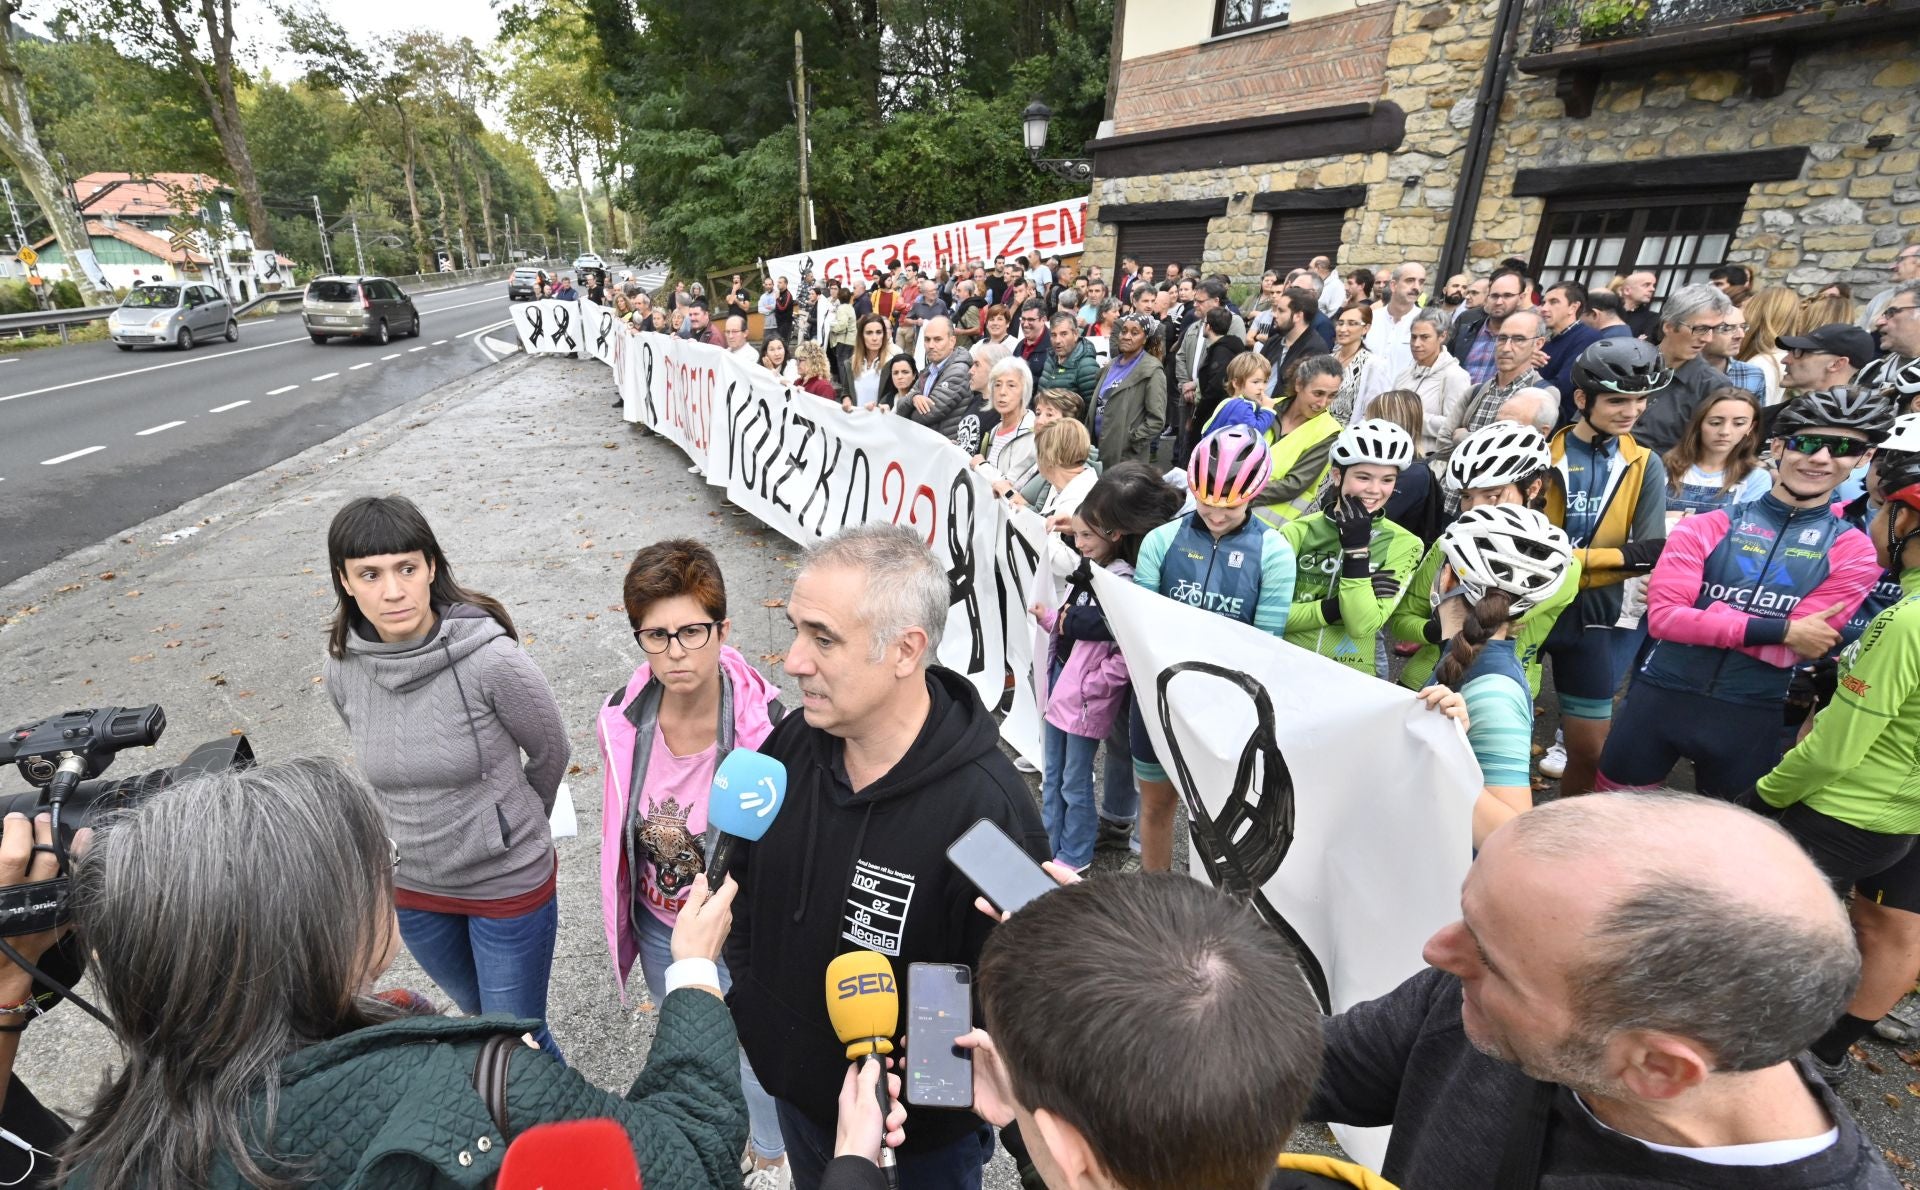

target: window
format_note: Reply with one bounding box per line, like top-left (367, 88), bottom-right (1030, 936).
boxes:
top-left (1529, 192), bottom-right (1746, 303)
top-left (1116, 220), bottom-right (1211, 279)
top-left (1215, 0), bottom-right (1290, 36)
top-left (1264, 210), bottom-right (1347, 278)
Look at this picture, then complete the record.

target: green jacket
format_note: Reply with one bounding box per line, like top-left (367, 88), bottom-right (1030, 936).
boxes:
top-left (64, 991), bottom-right (746, 1190)
top-left (1280, 510), bottom-right (1423, 673)
top-left (1040, 338), bottom-right (1101, 408)
top-left (1389, 539), bottom-right (1581, 697)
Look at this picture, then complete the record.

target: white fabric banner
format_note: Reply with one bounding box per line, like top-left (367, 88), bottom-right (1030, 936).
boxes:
top-left (509, 299), bottom-right (584, 356)
top-left (518, 309), bottom-right (1482, 1172)
top-left (764, 197), bottom-right (1088, 289)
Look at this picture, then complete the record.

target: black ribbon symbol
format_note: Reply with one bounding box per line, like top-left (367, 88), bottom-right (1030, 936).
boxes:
top-left (551, 303), bottom-right (576, 350)
top-left (640, 342), bottom-right (658, 424)
top-left (946, 472), bottom-right (985, 674)
top-left (596, 311), bottom-right (614, 356)
top-left (524, 305), bottom-right (545, 347)
top-left (1156, 661), bottom-right (1329, 1011)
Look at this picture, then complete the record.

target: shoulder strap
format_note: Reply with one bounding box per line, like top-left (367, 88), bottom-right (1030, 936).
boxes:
top-left (1492, 1077), bottom-right (1557, 1190)
top-left (472, 1033), bottom-right (518, 1139)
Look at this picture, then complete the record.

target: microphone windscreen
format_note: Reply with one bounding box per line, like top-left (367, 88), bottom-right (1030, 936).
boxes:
top-left (825, 950), bottom-right (898, 1059)
top-left (707, 749), bottom-right (788, 843)
top-left (497, 1118), bottom-right (641, 1190)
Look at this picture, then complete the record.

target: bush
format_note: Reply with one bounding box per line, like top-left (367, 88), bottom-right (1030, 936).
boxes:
top-left (0, 280), bottom-right (37, 315)
top-left (49, 279), bottom-right (83, 309)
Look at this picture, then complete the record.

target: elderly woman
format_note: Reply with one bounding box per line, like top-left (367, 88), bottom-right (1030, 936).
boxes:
top-left (1087, 311), bottom-right (1167, 466)
top-left (972, 355), bottom-right (1039, 493)
top-left (58, 756), bottom-right (747, 1189)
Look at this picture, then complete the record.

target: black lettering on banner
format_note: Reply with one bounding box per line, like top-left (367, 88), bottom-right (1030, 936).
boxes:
top-left (945, 471), bottom-right (986, 674)
top-left (771, 410), bottom-right (816, 514)
top-left (989, 518), bottom-right (1042, 713)
top-left (640, 341), bottom-right (658, 423)
top-left (551, 302), bottom-right (575, 350)
top-left (1155, 662), bottom-right (1329, 1011)
top-left (798, 432), bottom-right (845, 536)
top-left (722, 380), bottom-right (753, 475)
top-left (757, 408), bottom-right (794, 502)
top-left (838, 447), bottom-right (872, 527)
top-left (737, 396), bottom-right (776, 491)
top-left (524, 304), bottom-right (545, 347)
top-left (595, 310), bottom-right (614, 355)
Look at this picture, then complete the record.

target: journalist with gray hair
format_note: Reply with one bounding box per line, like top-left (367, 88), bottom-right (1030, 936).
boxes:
top-left (56, 756), bottom-right (747, 1190)
top-left (724, 524), bottom-right (1048, 1190)
top-left (1309, 790), bottom-right (1896, 1188)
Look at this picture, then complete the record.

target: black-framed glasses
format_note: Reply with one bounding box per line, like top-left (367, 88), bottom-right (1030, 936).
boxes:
top-left (1492, 334), bottom-right (1541, 346)
top-left (1781, 433), bottom-right (1870, 460)
top-left (633, 621), bottom-right (722, 653)
top-left (1883, 303), bottom-right (1920, 320)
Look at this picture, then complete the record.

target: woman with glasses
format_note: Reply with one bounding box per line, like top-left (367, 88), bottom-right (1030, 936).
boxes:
top-left (324, 495), bottom-right (570, 1062)
top-left (597, 538), bottom-right (791, 1188)
top-left (1328, 303), bottom-right (1392, 424)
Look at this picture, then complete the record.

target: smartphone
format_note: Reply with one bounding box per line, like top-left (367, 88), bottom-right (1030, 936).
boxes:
top-left (905, 962), bottom-right (973, 1109)
top-left (946, 818), bottom-right (1055, 916)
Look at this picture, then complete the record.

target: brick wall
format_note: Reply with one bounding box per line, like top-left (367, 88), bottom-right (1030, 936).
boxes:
top-left (1111, 5), bottom-right (1397, 136)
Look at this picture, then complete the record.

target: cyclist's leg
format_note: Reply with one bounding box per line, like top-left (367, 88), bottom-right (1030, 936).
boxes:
top-left (1128, 695), bottom-right (1177, 872)
top-left (1846, 849), bottom-right (1920, 1025)
top-left (1542, 617), bottom-right (1619, 797)
top-left (1688, 698), bottom-right (1793, 801)
top-left (1593, 679), bottom-right (1684, 792)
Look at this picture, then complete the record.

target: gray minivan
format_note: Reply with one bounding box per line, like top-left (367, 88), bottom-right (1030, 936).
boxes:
top-left (303, 276), bottom-right (421, 345)
top-left (110, 282), bottom-right (237, 351)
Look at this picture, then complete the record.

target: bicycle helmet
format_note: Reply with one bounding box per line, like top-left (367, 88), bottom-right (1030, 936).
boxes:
top-left (1434, 505), bottom-right (1573, 618)
top-left (1330, 418), bottom-right (1415, 470)
top-left (1861, 354), bottom-right (1920, 409)
top-left (1188, 425), bottom-right (1272, 507)
top-left (1771, 385), bottom-right (1895, 442)
top-left (1570, 337), bottom-right (1670, 399)
top-left (1447, 420), bottom-right (1554, 493)
top-left (1875, 442), bottom-right (1920, 562)
top-left (1876, 412), bottom-right (1920, 464)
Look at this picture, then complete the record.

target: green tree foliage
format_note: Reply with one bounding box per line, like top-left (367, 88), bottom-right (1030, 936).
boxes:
top-left (514, 0), bottom-right (1111, 274)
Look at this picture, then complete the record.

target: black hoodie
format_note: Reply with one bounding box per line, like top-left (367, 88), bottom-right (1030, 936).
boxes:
top-left (725, 667), bottom-right (1048, 1153)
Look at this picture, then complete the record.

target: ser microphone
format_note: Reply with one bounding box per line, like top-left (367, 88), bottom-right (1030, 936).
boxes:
top-left (826, 950), bottom-right (900, 1190)
top-left (704, 749), bottom-right (788, 887)
top-left (496, 1118), bottom-right (641, 1190)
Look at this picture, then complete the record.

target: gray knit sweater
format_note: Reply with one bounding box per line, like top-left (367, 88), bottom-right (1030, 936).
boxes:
top-left (325, 603), bottom-right (570, 901)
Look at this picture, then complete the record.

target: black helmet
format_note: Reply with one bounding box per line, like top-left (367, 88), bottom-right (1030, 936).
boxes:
top-left (1570, 337), bottom-right (1670, 399)
top-left (1771, 385), bottom-right (1895, 441)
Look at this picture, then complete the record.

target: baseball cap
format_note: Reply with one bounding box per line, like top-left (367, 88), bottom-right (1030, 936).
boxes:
top-left (1778, 323), bottom-right (1876, 369)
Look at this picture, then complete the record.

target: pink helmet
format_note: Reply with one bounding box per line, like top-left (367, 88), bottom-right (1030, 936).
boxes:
top-left (1188, 426), bottom-right (1272, 507)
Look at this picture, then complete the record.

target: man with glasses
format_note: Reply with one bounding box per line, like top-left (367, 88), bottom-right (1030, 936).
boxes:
top-left (1780, 323), bottom-right (1874, 399)
top-left (1703, 304), bottom-right (1768, 401)
top-left (1861, 244), bottom-right (1920, 332)
top-left (1633, 283), bottom-right (1735, 452)
top-left (1365, 261), bottom-right (1426, 378)
top-left (1873, 279), bottom-right (1920, 367)
top-left (1013, 298), bottom-right (1050, 383)
top-left (1449, 267), bottom-right (1527, 386)
top-left (1596, 387), bottom-right (1888, 801)
top-left (1437, 308), bottom-right (1546, 461)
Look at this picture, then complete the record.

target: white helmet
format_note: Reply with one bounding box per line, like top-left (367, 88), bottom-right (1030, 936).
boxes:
top-left (1858, 354), bottom-right (1920, 401)
top-left (1331, 418), bottom-right (1414, 470)
top-left (1879, 412), bottom-right (1920, 458)
top-left (1435, 504), bottom-right (1573, 618)
top-left (1447, 420), bottom-right (1553, 493)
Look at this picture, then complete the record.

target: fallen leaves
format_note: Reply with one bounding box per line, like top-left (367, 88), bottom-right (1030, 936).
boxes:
top-left (568, 763), bottom-right (584, 775)
top-left (759, 653), bottom-right (785, 665)
top-left (761, 598), bottom-right (785, 608)
top-left (162, 640), bottom-right (182, 649)
top-left (128, 654), bottom-right (154, 664)
top-left (55, 583), bottom-right (82, 594)
top-left (98, 571), bottom-right (116, 581)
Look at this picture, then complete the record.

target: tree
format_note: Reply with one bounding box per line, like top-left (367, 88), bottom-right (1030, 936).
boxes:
top-left (0, 0), bottom-right (108, 303)
top-left (497, 3), bottom-right (615, 258)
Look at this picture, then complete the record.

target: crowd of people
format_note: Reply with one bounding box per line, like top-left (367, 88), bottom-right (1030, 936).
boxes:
top-left (2, 238), bottom-right (1918, 1190)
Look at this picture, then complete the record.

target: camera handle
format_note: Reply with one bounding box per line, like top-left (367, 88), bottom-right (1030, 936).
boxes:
top-left (0, 754), bottom-right (111, 1028)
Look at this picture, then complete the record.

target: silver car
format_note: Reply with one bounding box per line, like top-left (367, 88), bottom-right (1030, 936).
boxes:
top-left (304, 276), bottom-right (421, 345)
top-left (110, 283), bottom-right (237, 351)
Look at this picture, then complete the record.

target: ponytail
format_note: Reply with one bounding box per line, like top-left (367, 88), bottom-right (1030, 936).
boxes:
top-left (1433, 591), bottom-right (1517, 690)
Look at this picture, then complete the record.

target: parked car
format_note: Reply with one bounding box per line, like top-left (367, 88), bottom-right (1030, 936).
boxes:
top-left (572, 252), bottom-right (604, 272)
top-left (303, 276), bottom-right (420, 345)
top-left (508, 267), bottom-right (549, 301)
top-left (110, 283), bottom-right (237, 351)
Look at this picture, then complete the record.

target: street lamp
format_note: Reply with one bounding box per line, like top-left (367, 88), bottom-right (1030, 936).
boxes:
top-left (1021, 100), bottom-right (1093, 184)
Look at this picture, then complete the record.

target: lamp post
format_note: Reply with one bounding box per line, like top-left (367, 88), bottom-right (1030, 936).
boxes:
top-left (1020, 101), bottom-right (1093, 183)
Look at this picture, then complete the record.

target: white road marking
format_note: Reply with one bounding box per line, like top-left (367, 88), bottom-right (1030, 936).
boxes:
top-left (209, 400), bottom-right (249, 412)
top-left (42, 445), bottom-right (105, 465)
top-left (0, 358), bottom-right (17, 364)
top-left (267, 384), bottom-right (298, 395)
top-left (311, 372), bottom-right (339, 381)
top-left (457, 318), bottom-right (511, 339)
top-left (381, 353), bottom-right (402, 360)
top-left (136, 421), bottom-right (185, 436)
top-left (408, 346), bottom-right (427, 352)
top-left (350, 362), bottom-right (373, 370)
top-left (432, 339), bottom-right (449, 345)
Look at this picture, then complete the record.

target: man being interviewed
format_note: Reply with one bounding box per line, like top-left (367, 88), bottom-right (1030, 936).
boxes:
top-left (726, 525), bottom-right (1048, 1190)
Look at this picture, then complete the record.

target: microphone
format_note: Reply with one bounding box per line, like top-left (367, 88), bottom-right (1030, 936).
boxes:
top-left (826, 951), bottom-right (900, 1190)
top-left (704, 749), bottom-right (788, 887)
top-left (496, 1119), bottom-right (641, 1190)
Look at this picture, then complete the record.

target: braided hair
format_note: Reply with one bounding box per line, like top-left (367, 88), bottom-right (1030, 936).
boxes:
top-left (1433, 590), bottom-right (1518, 691)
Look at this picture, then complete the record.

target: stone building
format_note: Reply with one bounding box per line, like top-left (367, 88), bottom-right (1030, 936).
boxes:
top-left (1083, 0), bottom-right (1918, 299)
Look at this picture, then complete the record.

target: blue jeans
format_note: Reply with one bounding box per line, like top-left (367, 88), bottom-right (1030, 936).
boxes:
top-left (1042, 721), bottom-right (1101, 869)
top-left (634, 910), bottom-right (785, 1161)
top-left (776, 1097), bottom-right (992, 1190)
top-left (398, 895), bottom-right (563, 1063)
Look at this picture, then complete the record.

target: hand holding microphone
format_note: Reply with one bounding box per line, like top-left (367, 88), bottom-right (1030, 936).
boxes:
top-left (835, 1056), bottom-right (906, 1165)
top-left (826, 951), bottom-right (902, 1190)
top-left (703, 749), bottom-right (789, 887)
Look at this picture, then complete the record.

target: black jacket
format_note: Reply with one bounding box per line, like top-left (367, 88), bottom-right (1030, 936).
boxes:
top-left (726, 668), bottom-right (1048, 1154)
top-left (1446, 307), bottom-right (1488, 363)
top-left (1265, 329), bottom-right (1331, 393)
top-left (1193, 333), bottom-right (1248, 434)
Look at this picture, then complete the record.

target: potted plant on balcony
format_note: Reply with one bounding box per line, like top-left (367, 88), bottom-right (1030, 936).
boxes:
top-left (1578, 0), bottom-right (1649, 40)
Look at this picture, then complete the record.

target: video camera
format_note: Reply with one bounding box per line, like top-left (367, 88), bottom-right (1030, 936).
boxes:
top-left (0, 705), bottom-right (253, 937)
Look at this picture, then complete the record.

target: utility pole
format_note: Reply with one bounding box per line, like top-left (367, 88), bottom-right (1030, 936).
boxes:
top-left (0, 178), bottom-right (42, 308)
top-left (312, 196), bottom-right (334, 274)
top-left (350, 211), bottom-right (366, 275)
top-left (794, 29), bottom-right (812, 253)
top-left (458, 227), bottom-right (470, 270)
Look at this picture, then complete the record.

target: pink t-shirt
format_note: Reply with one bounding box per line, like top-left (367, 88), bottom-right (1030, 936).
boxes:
top-left (632, 732), bottom-right (718, 927)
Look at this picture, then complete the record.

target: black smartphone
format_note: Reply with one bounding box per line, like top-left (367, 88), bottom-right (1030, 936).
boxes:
top-left (946, 818), bottom-right (1055, 916)
top-left (905, 962), bottom-right (973, 1109)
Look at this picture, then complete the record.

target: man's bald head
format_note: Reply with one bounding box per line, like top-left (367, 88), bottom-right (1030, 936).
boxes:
top-left (923, 316), bottom-right (956, 363)
top-left (1496, 387), bottom-right (1558, 435)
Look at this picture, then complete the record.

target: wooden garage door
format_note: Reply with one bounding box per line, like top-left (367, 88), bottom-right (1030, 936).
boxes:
top-left (1264, 209), bottom-right (1348, 276)
top-left (1116, 219), bottom-right (1212, 275)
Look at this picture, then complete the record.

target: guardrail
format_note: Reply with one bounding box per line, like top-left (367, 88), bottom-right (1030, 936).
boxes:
top-left (0, 260), bottom-right (548, 344)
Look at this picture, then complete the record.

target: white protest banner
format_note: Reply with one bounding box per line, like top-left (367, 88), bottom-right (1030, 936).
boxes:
top-left (1088, 562), bottom-right (1477, 1167)
top-left (764, 197), bottom-right (1088, 288)
top-left (510, 299), bottom-right (583, 356)
top-left (576, 297), bottom-right (623, 366)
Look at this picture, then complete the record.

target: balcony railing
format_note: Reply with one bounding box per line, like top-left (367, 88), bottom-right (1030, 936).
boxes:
top-left (1528, 0), bottom-right (1866, 53)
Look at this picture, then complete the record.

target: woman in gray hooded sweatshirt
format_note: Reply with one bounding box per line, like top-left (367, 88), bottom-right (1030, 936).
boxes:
top-left (324, 495), bottom-right (572, 1060)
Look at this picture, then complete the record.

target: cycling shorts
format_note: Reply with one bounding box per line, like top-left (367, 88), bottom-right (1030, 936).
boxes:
top-left (1127, 694), bottom-right (1168, 784)
top-left (1597, 683), bottom-right (1789, 801)
top-left (1778, 803), bottom-right (1920, 913)
top-left (1540, 616), bottom-right (1643, 721)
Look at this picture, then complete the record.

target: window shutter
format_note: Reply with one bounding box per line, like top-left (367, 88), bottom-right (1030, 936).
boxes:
top-left (1116, 220), bottom-right (1212, 275)
top-left (1264, 210), bottom-right (1347, 277)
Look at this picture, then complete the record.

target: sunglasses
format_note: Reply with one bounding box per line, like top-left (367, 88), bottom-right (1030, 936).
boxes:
top-left (1780, 434), bottom-right (1869, 460)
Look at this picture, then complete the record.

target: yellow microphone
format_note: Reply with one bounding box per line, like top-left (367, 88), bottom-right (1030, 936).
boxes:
top-left (825, 951), bottom-right (900, 1188)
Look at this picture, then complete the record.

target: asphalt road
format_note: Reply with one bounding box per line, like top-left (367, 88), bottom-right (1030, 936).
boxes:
top-left (0, 284), bottom-right (529, 585)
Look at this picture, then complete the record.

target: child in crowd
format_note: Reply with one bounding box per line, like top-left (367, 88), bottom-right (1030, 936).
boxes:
top-left (1200, 351), bottom-right (1278, 437)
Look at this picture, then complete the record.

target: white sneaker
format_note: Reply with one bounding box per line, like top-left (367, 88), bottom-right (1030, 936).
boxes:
top-left (1013, 756), bottom-right (1039, 774)
top-left (744, 1162), bottom-right (790, 1190)
top-left (1539, 739), bottom-right (1568, 779)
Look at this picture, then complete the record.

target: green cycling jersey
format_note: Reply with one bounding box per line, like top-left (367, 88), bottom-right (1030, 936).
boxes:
top-left (1759, 569), bottom-right (1920, 834)
top-left (1388, 538), bottom-right (1581, 697)
top-left (1279, 510), bottom-right (1422, 673)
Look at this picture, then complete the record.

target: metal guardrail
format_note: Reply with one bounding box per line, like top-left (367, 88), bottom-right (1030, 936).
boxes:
top-left (1527, 0), bottom-right (1870, 52)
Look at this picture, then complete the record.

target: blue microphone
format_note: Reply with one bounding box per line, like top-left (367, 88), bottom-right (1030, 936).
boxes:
top-left (705, 749), bottom-right (788, 885)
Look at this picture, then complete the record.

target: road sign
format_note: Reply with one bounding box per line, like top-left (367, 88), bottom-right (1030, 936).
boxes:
top-left (16, 246), bottom-right (36, 266)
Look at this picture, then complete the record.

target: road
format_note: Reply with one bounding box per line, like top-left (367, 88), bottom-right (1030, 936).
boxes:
top-left (0, 283), bottom-right (531, 585)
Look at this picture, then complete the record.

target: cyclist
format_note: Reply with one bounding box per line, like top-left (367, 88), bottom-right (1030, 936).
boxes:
top-left (1392, 420), bottom-right (1579, 694)
top-left (1756, 437), bottom-right (1920, 1082)
top-left (1537, 338), bottom-right (1673, 796)
top-left (1835, 414), bottom-right (1920, 649)
top-left (1596, 385), bottom-right (1889, 799)
top-left (1133, 426), bottom-right (1297, 871)
top-left (1280, 419), bottom-right (1424, 676)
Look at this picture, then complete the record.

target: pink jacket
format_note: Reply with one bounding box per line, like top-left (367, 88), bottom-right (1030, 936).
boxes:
top-left (596, 646), bottom-right (778, 1003)
top-left (1037, 559), bottom-right (1133, 739)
